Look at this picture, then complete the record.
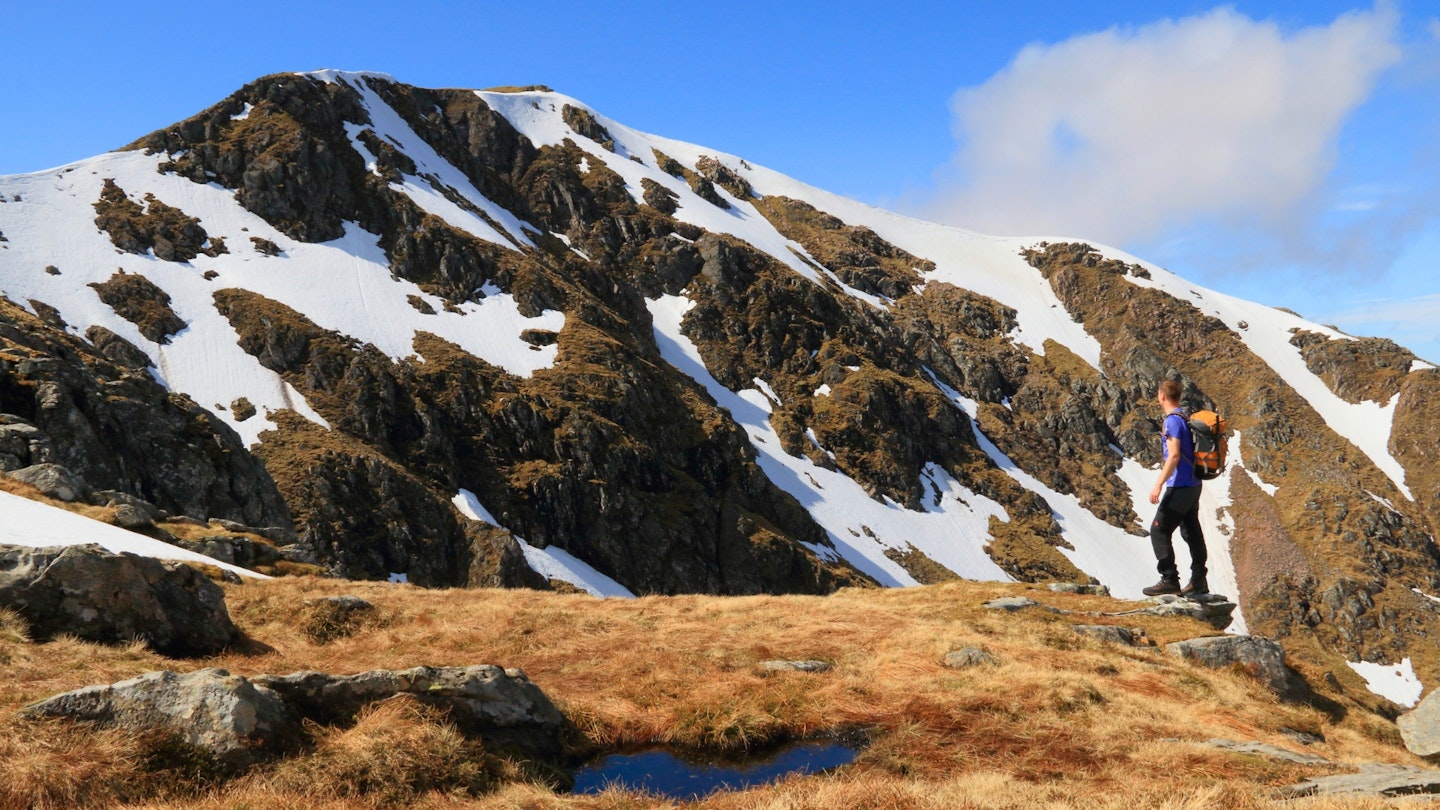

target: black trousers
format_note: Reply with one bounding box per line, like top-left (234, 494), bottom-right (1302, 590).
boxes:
top-left (1151, 485), bottom-right (1206, 582)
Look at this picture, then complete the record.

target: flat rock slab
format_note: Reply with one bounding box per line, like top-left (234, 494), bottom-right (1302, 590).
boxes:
top-left (982, 597), bottom-right (1042, 612)
top-left (1278, 764), bottom-right (1440, 798)
top-left (1141, 594), bottom-right (1238, 630)
top-left (1047, 583), bottom-right (1110, 596)
top-left (1203, 738), bottom-right (1330, 765)
top-left (1399, 687), bottom-right (1440, 759)
top-left (757, 660), bottom-right (832, 674)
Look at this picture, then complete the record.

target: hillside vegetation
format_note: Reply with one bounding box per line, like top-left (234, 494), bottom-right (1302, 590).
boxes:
top-left (0, 574), bottom-right (1422, 809)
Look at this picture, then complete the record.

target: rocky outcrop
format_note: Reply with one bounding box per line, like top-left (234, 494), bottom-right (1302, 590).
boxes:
top-left (1288, 329), bottom-right (1415, 405)
top-left (0, 544), bottom-right (237, 657)
top-left (253, 665), bottom-right (567, 755)
top-left (92, 179), bottom-right (225, 262)
top-left (87, 271), bottom-right (187, 344)
top-left (21, 668), bottom-right (298, 771)
top-left (21, 664), bottom-right (569, 770)
top-left (0, 297), bottom-right (291, 527)
top-left (1166, 635), bottom-right (1311, 703)
top-left (561, 104), bottom-right (615, 151)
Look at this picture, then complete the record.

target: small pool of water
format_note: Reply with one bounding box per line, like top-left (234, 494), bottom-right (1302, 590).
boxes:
top-left (571, 737), bottom-right (861, 800)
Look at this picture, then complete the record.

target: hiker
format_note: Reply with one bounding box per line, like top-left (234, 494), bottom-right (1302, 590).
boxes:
top-left (1142, 380), bottom-right (1207, 597)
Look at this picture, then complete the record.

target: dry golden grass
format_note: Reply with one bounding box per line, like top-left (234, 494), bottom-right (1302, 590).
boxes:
top-left (0, 577), bottom-right (1427, 808)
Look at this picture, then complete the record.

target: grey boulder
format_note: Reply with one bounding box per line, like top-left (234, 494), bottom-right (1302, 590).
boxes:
top-left (1399, 688), bottom-right (1440, 759)
top-left (0, 543), bottom-right (236, 656)
top-left (1166, 635), bottom-right (1310, 702)
top-left (20, 668), bottom-right (298, 771)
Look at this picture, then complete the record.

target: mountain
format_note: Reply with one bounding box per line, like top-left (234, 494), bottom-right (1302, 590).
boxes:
top-left (1, 70), bottom-right (1437, 704)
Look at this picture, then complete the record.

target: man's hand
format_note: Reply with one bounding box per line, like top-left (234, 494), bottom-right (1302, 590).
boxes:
top-left (1149, 482), bottom-right (1163, 505)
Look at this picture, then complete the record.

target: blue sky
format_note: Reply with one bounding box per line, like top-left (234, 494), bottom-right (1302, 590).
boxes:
top-left (3, 1), bottom-right (1437, 360)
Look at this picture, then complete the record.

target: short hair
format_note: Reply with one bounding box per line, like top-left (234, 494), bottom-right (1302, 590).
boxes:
top-left (1158, 380), bottom-right (1183, 402)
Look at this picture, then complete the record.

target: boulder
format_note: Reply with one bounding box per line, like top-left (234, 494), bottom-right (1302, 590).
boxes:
top-left (20, 668), bottom-right (298, 771)
top-left (253, 665), bottom-right (568, 756)
top-left (1048, 583), bottom-right (1110, 596)
top-left (1072, 625), bottom-right (1147, 646)
top-left (1398, 688), bottom-right (1440, 759)
top-left (0, 544), bottom-right (236, 656)
top-left (943, 647), bottom-right (998, 669)
top-left (6, 462), bottom-right (88, 502)
top-left (982, 596), bottom-right (1039, 612)
top-left (1166, 635), bottom-right (1311, 702)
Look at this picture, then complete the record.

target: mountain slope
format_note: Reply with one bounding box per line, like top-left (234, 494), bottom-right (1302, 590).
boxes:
top-left (1, 71), bottom-right (1438, 703)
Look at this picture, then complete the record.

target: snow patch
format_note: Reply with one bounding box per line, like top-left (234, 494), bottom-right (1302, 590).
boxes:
top-left (453, 489), bottom-right (633, 598)
top-left (519, 542), bottom-right (636, 599)
top-left (0, 490), bottom-right (264, 579)
top-left (1347, 658), bottom-right (1423, 707)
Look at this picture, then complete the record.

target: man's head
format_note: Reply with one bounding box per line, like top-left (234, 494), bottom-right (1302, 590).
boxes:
top-left (1157, 380), bottom-right (1182, 408)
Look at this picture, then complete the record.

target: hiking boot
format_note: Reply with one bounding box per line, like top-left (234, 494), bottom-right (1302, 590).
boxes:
top-left (1142, 578), bottom-right (1182, 596)
top-left (1182, 579), bottom-right (1209, 596)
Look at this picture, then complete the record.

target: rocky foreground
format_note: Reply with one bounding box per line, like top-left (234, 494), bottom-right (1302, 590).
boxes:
top-left (4, 545), bottom-right (1440, 808)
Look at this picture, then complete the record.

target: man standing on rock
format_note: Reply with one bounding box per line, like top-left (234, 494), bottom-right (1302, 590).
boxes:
top-left (1142, 380), bottom-right (1207, 597)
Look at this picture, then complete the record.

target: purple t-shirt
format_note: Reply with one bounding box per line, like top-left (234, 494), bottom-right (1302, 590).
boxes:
top-left (1163, 411), bottom-right (1200, 488)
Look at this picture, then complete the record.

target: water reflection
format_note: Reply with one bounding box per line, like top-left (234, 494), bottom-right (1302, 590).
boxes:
top-left (572, 738), bottom-right (860, 800)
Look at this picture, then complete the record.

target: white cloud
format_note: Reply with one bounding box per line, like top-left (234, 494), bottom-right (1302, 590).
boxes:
top-left (922, 6), bottom-right (1401, 245)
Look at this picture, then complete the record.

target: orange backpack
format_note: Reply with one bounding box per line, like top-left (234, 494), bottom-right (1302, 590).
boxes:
top-left (1187, 410), bottom-right (1229, 480)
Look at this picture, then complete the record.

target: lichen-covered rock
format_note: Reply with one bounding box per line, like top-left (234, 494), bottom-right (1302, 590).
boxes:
top-left (0, 543), bottom-right (237, 656)
top-left (20, 668), bottom-right (298, 771)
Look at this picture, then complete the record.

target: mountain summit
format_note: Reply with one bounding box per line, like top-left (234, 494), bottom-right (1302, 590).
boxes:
top-left (0, 71), bottom-right (1436, 700)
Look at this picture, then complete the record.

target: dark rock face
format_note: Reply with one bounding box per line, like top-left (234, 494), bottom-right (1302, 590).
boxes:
top-left (0, 297), bottom-right (290, 527)
top-left (561, 104), bottom-right (615, 151)
top-left (21, 668), bottom-right (299, 772)
top-left (0, 544), bottom-right (237, 657)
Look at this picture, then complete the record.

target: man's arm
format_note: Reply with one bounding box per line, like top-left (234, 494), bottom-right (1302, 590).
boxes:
top-left (1149, 435), bottom-right (1182, 504)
